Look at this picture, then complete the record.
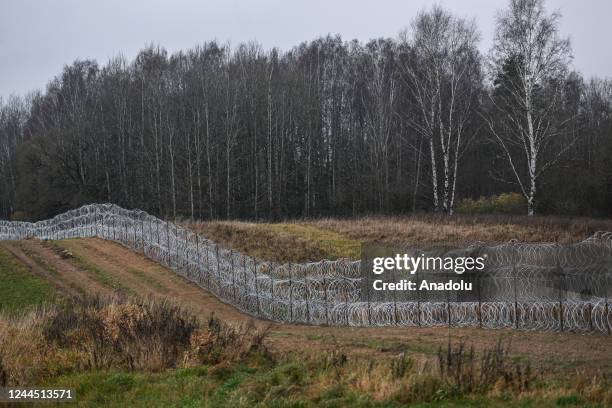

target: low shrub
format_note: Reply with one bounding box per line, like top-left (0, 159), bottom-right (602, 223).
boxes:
top-left (0, 295), bottom-right (270, 385)
top-left (457, 192), bottom-right (526, 214)
top-left (43, 295), bottom-right (197, 371)
top-left (182, 313), bottom-right (271, 366)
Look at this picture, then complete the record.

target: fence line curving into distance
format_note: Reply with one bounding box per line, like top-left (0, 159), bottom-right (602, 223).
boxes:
top-left (0, 203), bottom-right (610, 334)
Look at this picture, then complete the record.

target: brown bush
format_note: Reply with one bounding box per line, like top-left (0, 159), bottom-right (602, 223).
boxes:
top-left (0, 295), bottom-right (271, 386)
top-left (43, 295), bottom-right (197, 371)
top-left (183, 313), bottom-right (271, 366)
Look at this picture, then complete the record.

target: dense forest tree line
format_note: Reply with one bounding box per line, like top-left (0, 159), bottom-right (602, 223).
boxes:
top-left (1, 0), bottom-right (611, 221)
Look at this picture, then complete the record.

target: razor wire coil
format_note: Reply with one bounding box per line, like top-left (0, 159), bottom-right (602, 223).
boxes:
top-left (0, 203), bottom-right (610, 334)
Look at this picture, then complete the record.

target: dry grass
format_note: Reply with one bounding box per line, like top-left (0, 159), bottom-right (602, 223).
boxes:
top-left (184, 220), bottom-right (360, 262)
top-left (0, 295), bottom-right (270, 386)
top-left (1, 295), bottom-right (609, 406)
top-left (435, 340), bottom-right (533, 395)
top-left (254, 340), bottom-right (611, 406)
top-left (182, 213), bottom-right (612, 262)
top-left (43, 295), bottom-right (197, 371)
top-left (310, 213), bottom-right (612, 245)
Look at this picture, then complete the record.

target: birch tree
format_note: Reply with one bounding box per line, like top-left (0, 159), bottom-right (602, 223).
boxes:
top-left (398, 6), bottom-right (481, 213)
top-left (486, 0), bottom-right (572, 215)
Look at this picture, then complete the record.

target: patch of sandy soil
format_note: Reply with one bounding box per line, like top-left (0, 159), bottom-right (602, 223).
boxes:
top-left (3, 238), bottom-right (610, 376)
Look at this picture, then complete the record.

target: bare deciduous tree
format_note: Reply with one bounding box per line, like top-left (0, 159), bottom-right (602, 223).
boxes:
top-left (485, 0), bottom-right (573, 215)
top-left (399, 6), bottom-right (481, 214)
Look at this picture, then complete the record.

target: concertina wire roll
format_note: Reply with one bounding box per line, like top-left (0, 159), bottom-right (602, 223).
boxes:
top-left (0, 203), bottom-right (610, 334)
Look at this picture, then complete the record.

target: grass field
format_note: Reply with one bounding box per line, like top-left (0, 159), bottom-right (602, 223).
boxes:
top-left (0, 214), bottom-right (611, 407)
top-left (42, 360), bottom-right (604, 408)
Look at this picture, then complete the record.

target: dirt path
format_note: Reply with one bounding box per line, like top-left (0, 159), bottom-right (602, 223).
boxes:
top-left (55, 238), bottom-right (251, 324)
top-left (0, 240), bottom-right (114, 298)
top-left (1, 238), bottom-right (610, 376)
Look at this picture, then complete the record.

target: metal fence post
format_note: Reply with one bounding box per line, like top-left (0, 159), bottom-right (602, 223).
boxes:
top-left (166, 220), bottom-right (171, 268)
top-left (416, 268), bottom-right (422, 327)
top-left (477, 269), bottom-right (483, 328)
top-left (605, 270), bottom-right (610, 335)
top-left (343, 276), bottom-right (349, 326)
top-left (185, 231), bottom-right (192, 280)
top-left (253, 258), bottom-right (260, 316)
top-left (184, 230), bottom-right (190, 275)
top-left (588, 302), bottom-right (593, 332)
top-left (366, 264), bottom-right (372, 326)
top-left (215, 244), bottom-right (220, 293)
top-left (174, 224), bottom-right (180, 272)
top-left (205, 241), bottom-right (211, 289)
top-left (94, 207), bottom-right (98, 237)
top-left (323, 275), bottom-right (329, 326)
top-left (305, 275), bottom-right (311, 325)
top-left (156, 220), bottom-right (160, 250)
top-left (133, 216), bottom-right (137, 250)
top-left (270, 273), bottom-right (276, 320)
top-left (148, 218), bottom-right (153, 256)
top-left (446, 269), bottom-right (451, 328)
top-left (140, 217), bottom-right (145, 254)
top-left (196, 233), bottom-right (201, 284)
top-left (557, 258), bottom-right (564, 332)
top-left (391, 264), bottom-right (398, 325)
top-left (289, 262), bottom-right (294, 323)
top-left (242, 256), bottom-right (248, 309)
top-left (124, 217), bottom-right (128, 246)
top-left (230, 249), bottom-right (236, 301)
top-left (513, 252), bottom-right (519, 330)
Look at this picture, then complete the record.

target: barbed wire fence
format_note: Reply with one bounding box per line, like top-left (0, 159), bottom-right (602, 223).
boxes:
top-left (0, 203), bottom-right (610, 334)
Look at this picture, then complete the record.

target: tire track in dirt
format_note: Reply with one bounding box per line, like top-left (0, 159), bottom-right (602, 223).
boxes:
top-left (0, 240), bottom-right (113, 298)
top-left (56, 238), bottom-right (251, 324)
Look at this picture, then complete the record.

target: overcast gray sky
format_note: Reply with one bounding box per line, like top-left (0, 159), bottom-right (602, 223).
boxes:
top-left (1, 0), bottom-right (611, 100)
